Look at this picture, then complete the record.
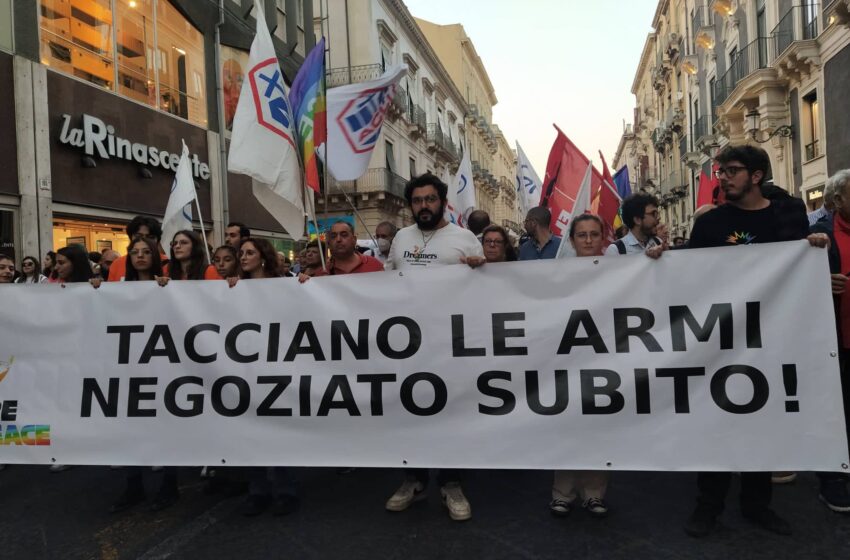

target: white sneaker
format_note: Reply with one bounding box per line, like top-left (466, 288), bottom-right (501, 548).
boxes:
top-left (440, 482), bottom-right (472, 521)
top-left (49, 464), bottom-right (71, 473)
top-left (385, 480), bottom-right (426, 511)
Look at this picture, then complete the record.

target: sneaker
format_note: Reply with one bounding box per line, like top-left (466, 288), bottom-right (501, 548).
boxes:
top-left (582, 497), bottom-right (609, 518)
top-left (549, 498), bottom-right (571, 517)
top-left (49, 464), bottom-right (71, 473)
top-left (742, 509), bottom-right (792, 536)
top-left (271, 495), bottom-right (301, 517)
top-left (771, 472), bottom-right (797, 484)
top-left (242, 494), bottom-right (272, 517)
top-left (440, 482), bottom-right (472, 521)
top-left (819, 479), bottom-right (850, 513)
top-left (109, 488), bottom-right (146, 514)
top-left (385, 480), bottom-right (426, 512)
top-left (684, 506), bottom-right (717, 538)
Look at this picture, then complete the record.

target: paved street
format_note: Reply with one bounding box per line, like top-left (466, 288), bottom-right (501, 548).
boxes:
top-left (0, 466), bottom-right (848, 559)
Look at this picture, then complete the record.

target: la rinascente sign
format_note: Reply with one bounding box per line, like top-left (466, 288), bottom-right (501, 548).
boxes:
top-left (58, 113), bottom-right (211, 180)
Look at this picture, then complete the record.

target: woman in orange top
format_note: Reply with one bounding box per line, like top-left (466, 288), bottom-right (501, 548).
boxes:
top-left (162, 230), bottom-right (220, 281)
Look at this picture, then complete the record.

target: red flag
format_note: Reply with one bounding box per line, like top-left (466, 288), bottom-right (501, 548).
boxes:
top-left (711, 162), bottom-right (725, 204)
top-left (598, 152), bottom-right (622, 246)
top-left (540, 125), bottom-right (593, 236)
top-left (696, 170), bottom-right (713, 208)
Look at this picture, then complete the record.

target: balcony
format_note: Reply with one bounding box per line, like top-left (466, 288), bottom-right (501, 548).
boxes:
top-left (659, 169), bottom-right (688, 201)
top-left (388, 85), bottom-right (407, 121)
top-left (327, 168), bottom-right (408, 200)
top-left (693, 3), bottom-right (716, 50)
top-left (405, 103), bottom-right (426, 138)
top-left (805, 139), bottom-right (821, 161)
top-left (426, 124), bottom-right (459, 164)
top-left (772, 4), bottom-right (821, 83)
top-left (692, 114), bottom-right (717, 153)
top-left (713, 36), bottom-right (776, 107)
top-left (326, 64), bottom-right (383, 87)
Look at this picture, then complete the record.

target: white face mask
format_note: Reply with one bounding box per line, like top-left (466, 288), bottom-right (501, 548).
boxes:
top-left (376, 238), bottom-right (391, 253)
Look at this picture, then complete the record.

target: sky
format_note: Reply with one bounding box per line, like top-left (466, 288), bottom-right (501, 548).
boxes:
top-left (404, 0), bottom-right (659, 175)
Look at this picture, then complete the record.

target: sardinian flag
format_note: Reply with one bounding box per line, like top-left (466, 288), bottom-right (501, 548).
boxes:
top-left (319, 65), bottom-right (407, 181)
top-left (228, 1), bottom-right (305, 239)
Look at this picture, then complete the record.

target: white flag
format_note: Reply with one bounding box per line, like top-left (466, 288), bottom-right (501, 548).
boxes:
top-left (515, 142), bottom-right (542, 216)
top-left (161, 140), bottom-right (195, 249)
top-left (228, 1), bottom-right (305, 239)
top-left (319, 65), bottom-right (407, 181)
top-left (446, 147), bottom-right (476, 227)
top-left (555, 161), bottom-right (594, 259)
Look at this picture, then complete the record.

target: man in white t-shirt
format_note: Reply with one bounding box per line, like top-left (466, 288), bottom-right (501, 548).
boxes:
top-left (384, 173), bottom-right (484, 522)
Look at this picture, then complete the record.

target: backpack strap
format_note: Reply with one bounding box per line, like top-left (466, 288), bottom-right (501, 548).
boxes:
top-left (615, 239), bottom-right (627, 254)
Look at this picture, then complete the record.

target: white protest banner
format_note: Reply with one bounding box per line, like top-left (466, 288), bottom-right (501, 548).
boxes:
top-left (319, 65), bottom-right (407, 181)
top-left (0, 242), bottom-right (847, 472)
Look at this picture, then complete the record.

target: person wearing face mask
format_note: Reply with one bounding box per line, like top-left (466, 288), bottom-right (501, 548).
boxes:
top-left (374, 221), bottom-right (397, 265)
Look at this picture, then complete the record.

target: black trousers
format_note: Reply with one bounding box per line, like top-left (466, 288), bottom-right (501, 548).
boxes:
top-left (695, 471), bottom-right (772, 516)
top-left (405, 468), bottom-right (461, 487)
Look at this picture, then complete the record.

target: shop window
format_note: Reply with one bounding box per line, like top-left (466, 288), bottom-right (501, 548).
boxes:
top-left (39, 0), bottom-right (207, 127)
top-left (0, 208), bottom-right (16, 263)
top-left (53, 218), bottom-right (131, 256)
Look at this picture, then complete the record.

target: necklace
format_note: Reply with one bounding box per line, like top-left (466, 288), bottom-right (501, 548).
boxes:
top-left (420, 228), bottom-right (438, 253)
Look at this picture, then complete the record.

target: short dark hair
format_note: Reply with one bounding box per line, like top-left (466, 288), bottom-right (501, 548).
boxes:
top-left (568, 213), bottom-right (604, 238)
top-left (621, 193), bottom-right (659, 229)
top-left (306, 240), bottom-right (320, 250)
top-left (331, 220), bottom-right (355, 234)
top-left (525, 207), bottom-right (551, 229)
top-left (375, 221), bottom-right (398, 236)
top-left (227, 222), bottom-right (251, 238)
top-left (0, 252), bottom-right (12, 262)
top-left (404, 173), bottom-right (449, 205)
top-left (126, 216), bottom-right (163, 241)
top-left (715, 144), bottom-right (772, 187)
top-left (467, 210), bottom-right (491, 235)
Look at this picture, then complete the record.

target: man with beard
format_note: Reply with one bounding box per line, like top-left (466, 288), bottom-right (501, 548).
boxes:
top-left (605, 193), bottom-right (663, 255)
top-left (683, 144), bottom-right (828, 538)
top-left (384, 173), bottom-right (483, 522)
top-left (519, 207), bottom-right (560, 260)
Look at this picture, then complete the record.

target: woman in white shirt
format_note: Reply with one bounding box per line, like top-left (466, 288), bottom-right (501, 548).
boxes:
top-left (14, 256), bottom-right (47, 284)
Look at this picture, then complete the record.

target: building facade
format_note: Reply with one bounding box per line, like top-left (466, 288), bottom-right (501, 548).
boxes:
top-left (616, 0), bottom-right (850, 238)
top-left (0, 0), bottom-right (315, 264)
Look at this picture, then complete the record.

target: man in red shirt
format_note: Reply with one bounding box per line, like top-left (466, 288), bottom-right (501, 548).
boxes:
top-left (328, 221), bottom-right (384, 274)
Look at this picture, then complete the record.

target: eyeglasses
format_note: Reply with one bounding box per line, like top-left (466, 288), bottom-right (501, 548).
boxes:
top-left (644, 210), bottom-right (659, 218)
top-left (483, 238), bottom-right (505, 246)
top-left (170, 239), bottom-right (191, 247)
top-left (714, 165), bottom-right (748, 179)
top-left (411, 194), bottom-right (440, 205)
top-left (129, 249), bottom-right (153, 257)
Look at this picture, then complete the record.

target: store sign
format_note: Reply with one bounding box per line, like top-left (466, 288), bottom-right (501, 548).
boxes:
top-left (58, 114), bottom-right (211, 180)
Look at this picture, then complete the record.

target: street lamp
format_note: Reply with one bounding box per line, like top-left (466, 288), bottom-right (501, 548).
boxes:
top-left (745, 109), bottom-right (793, 143)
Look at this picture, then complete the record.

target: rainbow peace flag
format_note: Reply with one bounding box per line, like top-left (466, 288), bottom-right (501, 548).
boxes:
top-left (290, 37), bottom-right (327, 193)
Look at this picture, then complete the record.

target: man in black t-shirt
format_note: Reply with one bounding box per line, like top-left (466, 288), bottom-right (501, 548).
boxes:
top-left (685, 145), bottom-right (829, 538)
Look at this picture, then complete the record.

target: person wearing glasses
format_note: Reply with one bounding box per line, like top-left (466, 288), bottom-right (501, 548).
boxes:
top-left (14, 256), bottom-right (47, 283)
top-left (384, 173), bottom-right (484, 522)
top-left (684, 145), bottom-right (828, 538)
top-left (107, 216), bottom-right (166, 281)
top-left (605, 193), bottom-right (665, 255)
top-left (481, 224), bottom-right (517, 263)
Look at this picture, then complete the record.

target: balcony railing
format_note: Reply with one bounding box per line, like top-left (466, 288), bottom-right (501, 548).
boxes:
top-left (714, 36), bottom-right (775, 106)
top-left (406, 103), bottom-right (426, 131)
top-left (679, 134), bottom-right (689, 159)
top-left (660, 169), bottom-right (688, 196)
top-left (426, 124), bottom-right (459, 161)
top-left (328, 168), bottom-right (407, 199)
top-left (692, 114), bottom-right (711, 142)
top-left (773, 4), bottom-right (820, 59)
top-left (326, 64), bottom-right (383, 87)
top-left (692, 4), bottom-right (708, 41)
top-left (805, 139), bottom-right (820, 161)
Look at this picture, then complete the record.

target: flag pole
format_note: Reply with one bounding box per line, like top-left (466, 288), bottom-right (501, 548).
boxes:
top-left (194, 191), bottom-right (212, 266)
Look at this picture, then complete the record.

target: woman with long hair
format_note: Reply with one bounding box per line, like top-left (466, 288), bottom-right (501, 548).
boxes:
top-left (43, 251), bottom-right (58, 282)
top-left (15, 256), bottom-right (48, 283)
top-left (124, 237), bottom-right (164, 282)
top-left (481, 225), bottom-right (518, 263)
top-left (165, 230), bottom-right (220, 281)
top-left (212, 245), bottom-right (239, 280)
top-left (55, 245), bottom-right (93, 284)
top-left (239, 238), bottom-right (280, 279)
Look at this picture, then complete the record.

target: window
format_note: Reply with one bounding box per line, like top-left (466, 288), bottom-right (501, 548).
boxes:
top-left (0, 0), bottom-right (13, 52)
top-left (802, 90), bottom-right (820, 161)
top-left (385, 141), bottom-right (396, 173)
top-left (39, 0), bottom-right (208, 126)
top-left (221, 45), bottom-right (249, 131)
top-left (409, 157), bottom-right (416, 179)
top-left (709, 77), bottom-right (716, 122)
top-left (274, 0), bottom-right (286, 42)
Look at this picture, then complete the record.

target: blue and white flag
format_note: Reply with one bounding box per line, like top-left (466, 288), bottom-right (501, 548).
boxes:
top-left (228, 1), bottom-right (305, 239)
top-left (446, 147), bottom-right (476, 227)
top-left (319, 65), bottom-right (407, 181)
top-left (515, 141), bottom-right (542, 216)
top-left (161, 140), bottom-right (195, 248)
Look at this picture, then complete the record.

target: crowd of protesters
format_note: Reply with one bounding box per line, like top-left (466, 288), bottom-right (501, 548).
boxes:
top-left (0, 144), bottom-right (848, 536)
